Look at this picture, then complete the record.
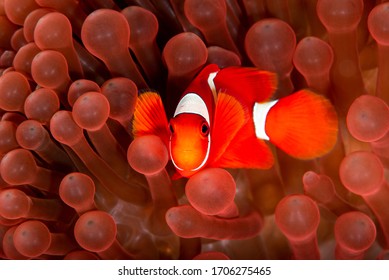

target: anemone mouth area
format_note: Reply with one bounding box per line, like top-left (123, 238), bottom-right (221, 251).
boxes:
top-left (0, 0), bottom-right (388, 261)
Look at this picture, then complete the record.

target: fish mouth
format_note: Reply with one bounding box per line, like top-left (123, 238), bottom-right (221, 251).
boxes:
top-left (171, 149), bottom-right (202, 171)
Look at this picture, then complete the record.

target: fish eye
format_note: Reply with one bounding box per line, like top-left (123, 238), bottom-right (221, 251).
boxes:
top-left (200, 122), bottom-right (209, 137)
top-left (169, 123), bottom-right (174, 134)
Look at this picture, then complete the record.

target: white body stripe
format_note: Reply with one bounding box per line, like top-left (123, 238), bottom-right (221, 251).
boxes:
top-left (207, 71), bottom-right (219, 101)
top-left (174, 93), bottom-right (210, 124)
top-left (253, 100), bottom-right (278, 140)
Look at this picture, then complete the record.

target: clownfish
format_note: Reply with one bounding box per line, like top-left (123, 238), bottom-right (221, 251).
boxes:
top-left (133, 64), bottom-right (338, 178)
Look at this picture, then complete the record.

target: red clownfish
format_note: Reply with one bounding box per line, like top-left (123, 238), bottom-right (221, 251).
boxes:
top-left (133, 64), bottom-right (338, 178)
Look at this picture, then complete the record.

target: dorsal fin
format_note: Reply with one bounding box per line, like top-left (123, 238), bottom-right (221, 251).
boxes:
top-left (214, 67), bottom-right (278, 106)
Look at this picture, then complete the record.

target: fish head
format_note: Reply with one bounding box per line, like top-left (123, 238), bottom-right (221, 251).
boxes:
top-left (169, 113), bottom-right (210, 177)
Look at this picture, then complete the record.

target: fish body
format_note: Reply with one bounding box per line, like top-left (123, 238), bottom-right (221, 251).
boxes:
top-left (133, 64), bottom-right (338, 178)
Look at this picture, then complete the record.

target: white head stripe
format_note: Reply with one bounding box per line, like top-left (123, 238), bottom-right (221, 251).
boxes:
top-left (207, 71), bottom-right (218, 101)
top-left (253, 100), bottom-right (278, 140)
top-left (174, 93), bottom-right (209, 124)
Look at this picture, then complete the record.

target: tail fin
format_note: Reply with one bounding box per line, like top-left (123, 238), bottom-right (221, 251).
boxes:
top-left (265, 90), bottom-right (338, 159)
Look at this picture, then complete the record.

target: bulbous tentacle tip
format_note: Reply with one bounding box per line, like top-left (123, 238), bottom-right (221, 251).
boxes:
top-left (81, 9), bottom-right (130, 60)
top-left (13, 220), bottom-right (51, 258)
top-left (127, 135), bottom-right (169, 176)
top-left (368, 3), bottom-right (389, 46)
top-left (74, 210), bottom-right (117, 252)
top-left (335, 211), bottom-right (376, 256)
top-left (59, 172), bottom-right (96, 213)
top-left (275, 194), bottom-right (320, 241)
top-left (185, 168), bottom-right (236, 216)
top-left (347, 95), bottom-right (389, 142)
top-left (340, 151), bottom-right (384, 196)
top-left (72, 91), bottom-right (110, 131)
top-left (317, 0), bottom-right (364, 33)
